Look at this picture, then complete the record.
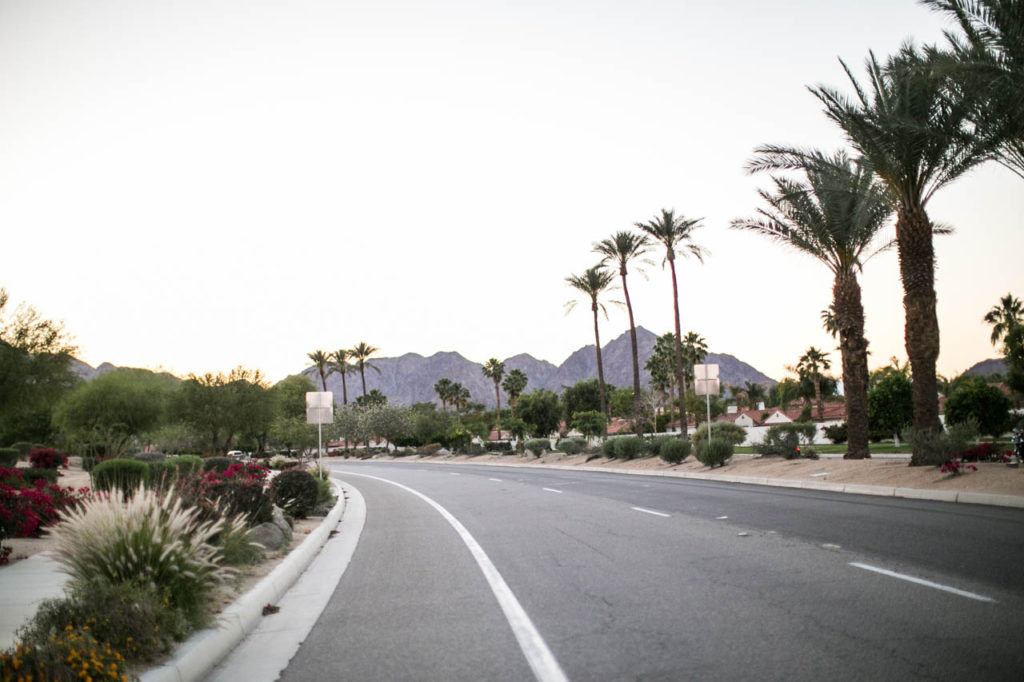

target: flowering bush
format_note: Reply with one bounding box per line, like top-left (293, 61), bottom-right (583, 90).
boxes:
top-left (0, 626), bottom-right (129, 681)
top-left (957, 442), bottom-right (1004, 462)
top-left (175, 462), bottom-right (272, 524)
top-left (1, 479), bottom-right (89, 541)
top-left (28, 447), bottom-right (68, 470)
top-left (940, 457), bottom-right (979, 476)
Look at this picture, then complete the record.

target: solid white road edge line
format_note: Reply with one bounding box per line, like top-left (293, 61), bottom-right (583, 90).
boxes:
top-left (631, 506), bottom-right (671, 518)
top-left (849, 562), bottom-right (996, 603)
top-left (344, 472), bottom-right (570, 682)
top-left (542, 488), bottom-right (563, 494)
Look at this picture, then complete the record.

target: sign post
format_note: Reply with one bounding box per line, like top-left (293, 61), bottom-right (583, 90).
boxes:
top-left (305, 392), bottom-right (333, 473)
top-left (693, 364), bottom-right (720, 445)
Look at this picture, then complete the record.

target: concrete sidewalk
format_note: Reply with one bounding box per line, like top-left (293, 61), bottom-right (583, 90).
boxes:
top-left (0, 552), bottom-right (71, 650)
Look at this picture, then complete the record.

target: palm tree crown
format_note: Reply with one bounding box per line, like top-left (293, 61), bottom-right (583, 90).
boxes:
top-left (481, 358), bottom-right (506, 433)
top-left (984, 292), bottom-right (1024, 346)
top-left (330, 349), bottom-right (352, 404)
top-left (350, 342), bottom-right (380, 398)
top-left (306, 350), bottom-right (332, 391)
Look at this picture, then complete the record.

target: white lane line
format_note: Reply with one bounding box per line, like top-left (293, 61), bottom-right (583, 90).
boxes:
top-left (849, 562), bottom-right (996, 603)
top-left (631, 506), bottom-right (671, 518)
top-left (345, 472), bottom-right (569, 682)
top-left (489, 477), bottom-right (502, 482)
top-left (450, 472), bottom-right (461, 476)
top-left (542, 488), bottom-right (563, 494)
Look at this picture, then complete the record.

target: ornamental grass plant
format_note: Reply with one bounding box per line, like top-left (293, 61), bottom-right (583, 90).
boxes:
top-left (50, 485), bottom-right (243, 626)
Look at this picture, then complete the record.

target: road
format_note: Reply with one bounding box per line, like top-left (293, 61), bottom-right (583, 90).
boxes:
top-left (281, 461), bottom-right (1024, 681)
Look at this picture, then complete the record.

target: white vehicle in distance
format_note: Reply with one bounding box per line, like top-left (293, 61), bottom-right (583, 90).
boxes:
top-left (226, 450), bottom-right (247, 459)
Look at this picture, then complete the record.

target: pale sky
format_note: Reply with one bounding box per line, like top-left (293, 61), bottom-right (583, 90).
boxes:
top-left (1, 0), bottom-right (1020, 385)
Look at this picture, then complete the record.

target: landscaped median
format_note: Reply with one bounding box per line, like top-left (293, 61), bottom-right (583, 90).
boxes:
top-left (1, 452), bottom-right (346, 681)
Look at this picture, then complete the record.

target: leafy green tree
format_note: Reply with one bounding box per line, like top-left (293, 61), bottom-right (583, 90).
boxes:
top-left (406, 402), bottom-right (454, 446)
top-left (594, 231), bottom-right (651, 436)
top-left (330, 349), bottom-right (353, 404)
top-left (561, 379), bottom-right (610, 423)
top-left (269, 374), bottom-right (316, 455)
top-left (867, 371), bottom-right (914, 439)
top-left (481, 358), bottom-right (506, 433)
top-left (944, 376), bottom-right (1013, 437)
top-left (983, 293), bottom-right (1023, 347)
top-left (175, 367), bottom-right (272, 454)
top-left (516, 389), bottom-right (561, 438)
top-left (571, 410), bottom-right (607, 440)
top-left (360, 404), bottom-right (412, 448)
top-left (350, 342), bottom-right (380, 398)
top-left (355, 389), bottom-right (387, 408)
top-left (683, 389), bottom-right (727, 425)
top-left (501, 369), bottom-right (529, 419)
top-left (565, 265), bottom-right (618, 417)
top-left (306, 350), bottom-right (332, 391)
top-left (1006, 324), bottom-right (1024, 396)
top-left (635, 209), bottom-right (707, 436)
top-left (645, 333), bottom-right (678, 427)
top-left (811, 45), bottom-right (999, 462)
top-left (736, 149), bottom-right (895, 458)
top-left (0, 289), bottom-right (79, 443)
top-left (608, 386), bottom-right (637, 419)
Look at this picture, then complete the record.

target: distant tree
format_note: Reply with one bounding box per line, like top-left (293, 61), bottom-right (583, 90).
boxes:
top-left (945, 376), bottom-right (1013, 438)
top-left (481, 358), bottom-right (506, 432)
top-left (516, 389), bottom-right (561, 438)
top-left (501, 369), bottom-right (529, 418)
top-left (175, 367), bottom-right (272, 454)
top-left (451, 383), bottom-right (471, 424)
top-left (635, 208), bottom-right (707, 436)
top-left (565, 265), bottom-right (618, 417)
top-left (984, 293), bottom-right (1023, 347)
top-left (645, 333), bottom-right (678, 427)
top-left (680, 332), bottom-right (708, 388)
top-left (594, 231), bottom-right (651, 436)
top-left (269, 374), bottom-right (316, 455)
top-left (561, 379), bottom-right (610, 423)
top-left (306, 350), bottom-right (332, 391)
top-left (1006, 325), bottom-right (1024, 396)
top-left (867, 372), bottom-right (914, 439)
top-left (744, 381), bottom-right (767, 409)
top-left (571, 410), bottom-right (607, 441)
top-left (330, 349), bottom-right (353, 404)
top-left (608, 386), bottom-right (638, 419)
top-left (434, 378), bottom-right (455, 411)
top-left (797, 347), bottom-right (832, 421)
top-left (355, 389), bottom-right (387, 408)
top-left (350, 342), bottom-right (381, 398)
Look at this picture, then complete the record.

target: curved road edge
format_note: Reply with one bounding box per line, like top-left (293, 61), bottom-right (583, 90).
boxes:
top-left (142, 478), bottom-right (366, 682)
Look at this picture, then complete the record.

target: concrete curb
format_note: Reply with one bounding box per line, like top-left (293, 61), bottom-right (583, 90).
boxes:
top-left (141, 480), bottom-right (349, 682)
top-left (392, 458), bottom-right (1024, 509)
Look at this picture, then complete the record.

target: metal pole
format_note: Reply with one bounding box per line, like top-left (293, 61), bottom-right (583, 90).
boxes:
top-left (318, 419), bottom-right (323, 474)
top-left (706, 385), bottom-right (712, 444)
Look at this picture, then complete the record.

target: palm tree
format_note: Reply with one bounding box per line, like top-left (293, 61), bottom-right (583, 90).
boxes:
top-left (481, 359), bottom-right (506, 433)
top-left (564, 265), bottom-right (618, 417)
top-left (923, 0), bottom-right (1024, 177)
top-left (452, 383), bottom-right (471, 425)
top-left (809, 45), bottom-right (998, 461)
top-left (821, 304), bottom-right (840, 339)
top-left (350, 342), bottom-right (380, 398)
top-left (434, 377), bottom-right (455, 410)
top-left (797, 347), bottom-right (832, 422)
top-left (635, 209), bottom-right (707, 437)
top-left (735, 149), bottom-right (895, 458)
top-left (330, 349), bottom-right (352, 405)
top-left (680, 331), bottom-right (708, 388)
top-left (744, 381), bottom-right (767, 410)
top-left (306, 350), bottom-right (332, 391)
top-left (594, 231), bottom-right (651, 436)
top-left (983, 293), bottom-right (1024, 347)
top-left (501, 369), bottom-right (529, 418)
top-left (645, 332), bottom-right (677, 428)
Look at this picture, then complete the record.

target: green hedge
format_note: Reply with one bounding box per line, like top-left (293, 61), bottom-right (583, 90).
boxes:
top-left (167, 455), bottom-right (203, 476)
top-left (202, 456), bottom-right (234, 473)
top-left (92, 459), bottom-right (150, 497)
top-left (696, 438), bottom-right (733, 468)
top-left (271, 469), bottom-right (319, 519)
top-left (659, 438), bottom-right (692, 464)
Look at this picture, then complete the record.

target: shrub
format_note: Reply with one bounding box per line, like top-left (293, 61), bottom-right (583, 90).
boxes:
top-left (904, 418), bottom-right (979, 467)
top-left (17, 581), bottom-right (189, 663)
top-left (51, 486), bottom-right (241, 626)
top-left (692, 421), bottom-right (748, 446)
top-left (167, 454), bottom-right (204, 476)
top-left (131, 451), bottom-right (167, 463)
top-left (417, 443), bottom-right (443, 456)
top-left (823, 422), bottom-right (848, 444)
top-left (271, 469), bottom-right (320, 519)
top-left (696, 438), bottom-right (733, 468)
top-left (556, 438), bottom-right (587, 455)
top-left (755, 423), bottom-right (819, 459)
top-left (312, 467), bottom-right (337, 508)
top-left (92, 458), bottom-right (150, 497)
top-left (0, 447), bottom-right (17, 468)
top-left (10, 441), bottom-right (34, 457)
top-left (1, 480), bottom-right (89, 541)
top-left (601, 438), bottom-right (619, 458)
top-left (29, 447), bottom-right (68, 470)
top-left (613, 436), bottom-right (646, 460)
top-left (523, 439), bottom-right (550, 456)
top-left (81, 455), bottom-right (108, 472)
top-left (217, 521), bottom-right (262, 567)
top-left (1, 627), bottom-right (130, 681)
top-left (147, 460), bottom-right (177, 490)
top-left (176, 471), bottom-right (273, 525)
top-left (203, 456), bottom-right (235, 473)
top-left (485, 440), bottom-right (513, 453)
top-left (659, 438), bottom-right (692, 465)
top-left (20, 467), bottom-right (59, 485)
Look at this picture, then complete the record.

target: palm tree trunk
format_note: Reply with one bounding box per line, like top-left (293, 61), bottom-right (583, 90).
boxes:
top-left (667, 375), bottom-right (675, 428)
top-left (814, 379), bottom-right (823, 420)
top-left (896, 204), bottom-right (942, 464)
top-left (620, 271), bottom-right (644, 438)
top-left (341, 372), bottom-right (348, 405)
top-left (359, 363), bottom-right (367, 397)
top-left (494, 381), bottom-right (502, 433)
top-left (835, 272), bottom-right (870, 459)
top-left (591, 302), bottom-right (608, 417)
top-left (668, 258), bottom-right (689, 437)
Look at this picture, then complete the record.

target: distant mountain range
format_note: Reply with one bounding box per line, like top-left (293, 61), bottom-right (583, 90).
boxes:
top-left (301, 327), bottom-right (777, 407)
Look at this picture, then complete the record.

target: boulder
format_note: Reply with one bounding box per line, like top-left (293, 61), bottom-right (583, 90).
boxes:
top-left (247, 522), bottom-right (287, 552)
top-left (271, 505), bottom-right (293, 541)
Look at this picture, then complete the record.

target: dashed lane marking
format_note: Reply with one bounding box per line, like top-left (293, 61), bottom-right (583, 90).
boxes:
top-left (850, 562), bottom-right (996, 603)
top-left (631, 507), bottom-right (671, 518)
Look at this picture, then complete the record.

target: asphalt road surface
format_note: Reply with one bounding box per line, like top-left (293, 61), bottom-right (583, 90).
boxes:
top-left (281, 461), bottom-right (1024, 681)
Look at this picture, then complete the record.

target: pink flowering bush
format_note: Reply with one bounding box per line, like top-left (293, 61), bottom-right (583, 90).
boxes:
top-left (28, 447), bottom-right (68, 470)
top-left (176, 462), bottom-right (272, 525)
top-left (940, 457), bottom-right (978, 476)
top-left (0, 478), bottom-right (90, 564)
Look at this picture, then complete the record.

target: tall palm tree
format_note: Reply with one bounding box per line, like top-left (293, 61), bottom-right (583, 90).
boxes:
top-left (736, 149), bottom-right (894, 458)
top-left (984, 292), bottom-right (1024, 347)
top-left (680, 331), bottom-right (708, 388)
top-left (330, 349), bottom-right (352, 405)
top-left (923, 0), bottom-right (1024, 177)
top-left (635, 209), bottom-right (707, 437)
top-left (744, 381), bottom-right (767, 410)
top-left (434, 377), bottom-right (455, 410)
top-left (564, 265), bottom-right (618, 417)
top-left (481, 358), bottom-right (506, 433)
top-left (452, 383), bottom-right (471, 425)
top-left (501, 369), bottom-right (529, 419)
top-left (594, 231), bottom-right (651, 436)
top-left (645, 332), bottom-right (677, 428)
top-left (350, 342), bottom-right (380, 398)
top-left (797, 347), bottom-right (832, 422)
top-left (306, 350), bottom-right (332, 391)
top-left (809, 45), bottom-right (998, 461)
